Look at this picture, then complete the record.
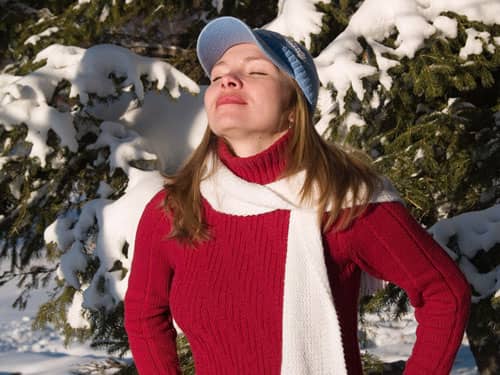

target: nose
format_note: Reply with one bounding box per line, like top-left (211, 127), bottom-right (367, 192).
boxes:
top-left (219, 73), bottom-right (242, 89)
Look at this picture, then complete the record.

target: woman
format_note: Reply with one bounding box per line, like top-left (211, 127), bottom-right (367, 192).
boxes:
top-left (124, 16), bottom-right (470, 375)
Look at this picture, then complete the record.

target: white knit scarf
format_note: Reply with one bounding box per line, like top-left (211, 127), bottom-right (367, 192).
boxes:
top-left (200, 156), bottom-right (401, 375)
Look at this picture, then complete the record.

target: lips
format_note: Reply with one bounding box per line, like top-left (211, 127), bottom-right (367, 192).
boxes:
top-left (216, 95), bottom-right (247, 107)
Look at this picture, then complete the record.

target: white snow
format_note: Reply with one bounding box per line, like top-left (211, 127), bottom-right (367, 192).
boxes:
top-left (67, 290), bottom-right (90, 329)
top-left (68, 44), bottom-right (199, 105)
top-left (24, 27), bottom-right (60, 46)
top-left (362, 309), bottom-right (478, 374)
top-left (100, 5), bottom-right (110, 22)
top-left (120, 89), bottom-right (207, 172)
top-left (264, 0), bottom-right (324, 49)
top-left (429, 204), bottom-right (500, 301)
top-left (82, 170), bottom-right (163, 311)
top-left (433, 16), bottom-right (458, 39)
top-left (0, 99), bottom-right (77, 166)
top-left (0, 274), bottom-right (113, 375)
top-left (460, 28), bottom-right (491, 59)
top-left (413, 148), bottom-right (424, 161)
top-left (88, 121), bottom-right (157, 174)
top-left (211, 0), bottom-right (223, 13)
top-left (315, 87), bottom-right (336, 136)
top-left (314, 0), bottom-right (500, 114)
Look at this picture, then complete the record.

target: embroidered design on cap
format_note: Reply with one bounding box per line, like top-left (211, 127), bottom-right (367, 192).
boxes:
top-left (285, 37), bottom-right (307, 62)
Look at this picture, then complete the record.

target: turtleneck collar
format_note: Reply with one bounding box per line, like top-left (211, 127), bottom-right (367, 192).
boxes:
top-left (216, 131), bottom-right (290, 185)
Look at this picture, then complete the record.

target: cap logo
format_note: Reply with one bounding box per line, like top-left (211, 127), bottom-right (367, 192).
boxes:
top-left (285, 37), bottom-right (307, 62)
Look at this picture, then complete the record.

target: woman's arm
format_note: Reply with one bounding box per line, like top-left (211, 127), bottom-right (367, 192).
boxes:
top-left (349, 202), bottom-right (471, 375)
top-left (124, 191), bottom-right (181, 375)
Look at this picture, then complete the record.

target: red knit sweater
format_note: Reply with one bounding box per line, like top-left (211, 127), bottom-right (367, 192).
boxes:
top-left (124, 135), bottom-right (471, 375)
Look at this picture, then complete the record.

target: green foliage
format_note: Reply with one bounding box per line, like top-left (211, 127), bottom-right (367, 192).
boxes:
top-left (217, 0), bottom-right (277, 26)
top-left (331, 12), bottom-right (500, 225)
top-left (33, 285), bottom-right (93, 345)
top-left (90, 303), bottom-right (129, 356)
top-left (466, 294), bottom-right (500, 373)
top-left (311, 0), bottom-right (359, 56)
top-left (361, 352), bottom-right (384, 374)
top-left (328, 11), bottom-right (500, 370)
top-left (360, 284), bottom-right (410, 321)
top-left (177, 334), bottom-right (195, 375)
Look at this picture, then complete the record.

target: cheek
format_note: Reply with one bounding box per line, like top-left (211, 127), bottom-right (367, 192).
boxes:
top-left (204, 86), bottom-right (216, 112)
top-left (278, 81), bottom-right (294, 108)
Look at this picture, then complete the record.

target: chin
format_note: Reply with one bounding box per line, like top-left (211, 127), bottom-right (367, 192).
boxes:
top-left (209, 121), bottom-right (249, 137)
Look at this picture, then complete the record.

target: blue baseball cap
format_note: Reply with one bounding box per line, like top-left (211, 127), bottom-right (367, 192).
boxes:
top-left (196, 16), bottom-right (319, 112)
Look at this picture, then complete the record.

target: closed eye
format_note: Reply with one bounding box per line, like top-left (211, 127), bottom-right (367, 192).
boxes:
top-left (250, 72), bottom-right (267, 75)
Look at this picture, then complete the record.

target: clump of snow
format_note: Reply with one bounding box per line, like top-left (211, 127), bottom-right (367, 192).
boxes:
top-left (433, 16), bottom-right (458, 39)
top-left (83, 170), bottom-right (163, 312)
top-left (211, 0), bottom-right (223, 13)
top-left (0, 100), bottom-right (77, 166)
top-left (343, 112), bottom-right (366, 133)
top-left (121, 89), bottom-right (207, 173)
top-left (459, 28), bottom-right (491, 59)
top-left (315, 87), bottom-right (336, 136)
top-left (99, 4), bottom-right (110, 22)
top-left (73, 0), bottom-right (91, 10)
top-left (413, 148), bottom-right (424, 161)
top-left (0, 73), bottom-right (20, 87)
top-left (58, 242), bottom-right (90, 289)
top-left (47, 169), bottom-right (163, 317)
top-left (419, 0), bottom-right (500, 26)
top-left (96, 181), bottom-right (114, 198)
top-left (24, 27), bottom-right (59, 46)
top-left (67, 290), bottom-right (90, 329)
top-left (88, 121), bottom-right (157, 174)
top-left (265, 0), bottom-right (323, 49)
top-left (429, 204), bottom-right (500, 301)
top-left (69, 44), bottom-right (199, 105)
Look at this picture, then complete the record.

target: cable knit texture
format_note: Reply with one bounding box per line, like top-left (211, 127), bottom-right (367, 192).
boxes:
top-left (124, 135), bottom-right (471, 375)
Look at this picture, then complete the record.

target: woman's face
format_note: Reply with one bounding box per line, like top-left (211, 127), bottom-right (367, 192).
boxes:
top-left (204, 43), bottom-right (295, 155)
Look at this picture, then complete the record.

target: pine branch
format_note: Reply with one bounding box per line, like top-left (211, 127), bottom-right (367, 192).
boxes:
top-left (119, 41), bottom-right (190, 58)
top-left (0, 264), bottom-right (58, 287)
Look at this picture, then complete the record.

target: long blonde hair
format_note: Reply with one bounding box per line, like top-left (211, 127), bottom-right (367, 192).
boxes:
top-left (163, 82), bottom-right (381, 245)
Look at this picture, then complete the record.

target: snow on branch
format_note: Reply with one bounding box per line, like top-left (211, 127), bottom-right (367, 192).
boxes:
top-left (24, 27), bottom-right (60, 46)
top-left (1, 41), bottom-right (203, 327)
top-left (429, 204), bottom-right (500, 302)
top-left (44, 170), bottom-right (163, 324)
top-left (264, 0), bottom-right (324, 49)
top-left (314, 0), bottom-right (500, 114)
top-left (65, 44), bottom-right (199, 105)
top-left (0, 43), bottom-right (199, 167)
top-left (88, 121), bottom-right (157, 175)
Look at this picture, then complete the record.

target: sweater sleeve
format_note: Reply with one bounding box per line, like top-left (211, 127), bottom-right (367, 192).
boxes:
top-left (348, 202), bottom-right (471, 375)
top-left (124, 191), bottom-right (181, 375)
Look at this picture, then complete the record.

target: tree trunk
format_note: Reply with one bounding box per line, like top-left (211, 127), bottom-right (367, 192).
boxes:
top-left (466, 298), bottom-right (500, 374)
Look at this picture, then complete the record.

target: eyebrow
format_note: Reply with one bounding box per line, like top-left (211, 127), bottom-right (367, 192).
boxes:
top-left (212, 56), bottom-right (272, 69)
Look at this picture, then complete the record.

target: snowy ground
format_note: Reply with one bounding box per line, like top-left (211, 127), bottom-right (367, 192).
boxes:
top-left (0, 278), bottom-right (478, 374)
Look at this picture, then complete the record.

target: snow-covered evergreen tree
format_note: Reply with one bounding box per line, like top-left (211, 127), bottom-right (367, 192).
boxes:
top-left (1, 0), bottom-right (499, 373)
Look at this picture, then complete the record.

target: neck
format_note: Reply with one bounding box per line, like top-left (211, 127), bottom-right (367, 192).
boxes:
top-left (221, 130), bottom-right (289, 157)
top-left (217, 130), bottom-right (290, 184)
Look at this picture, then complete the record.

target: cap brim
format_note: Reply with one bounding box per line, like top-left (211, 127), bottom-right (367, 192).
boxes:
top-left (196, 17), bottom-right (260, 77)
